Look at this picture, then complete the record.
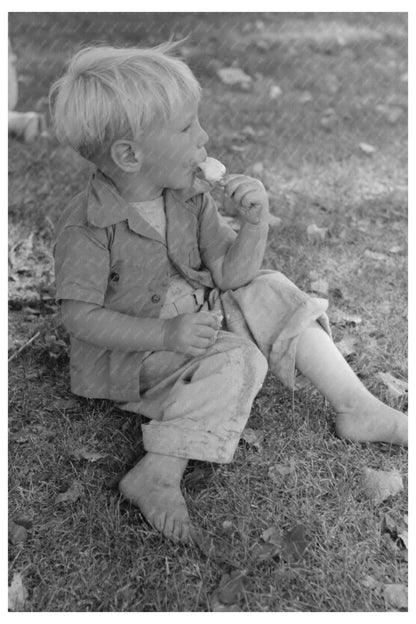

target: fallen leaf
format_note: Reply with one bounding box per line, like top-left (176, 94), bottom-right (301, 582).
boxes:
top-left (217, 569), bottom-right (248, 605)
top-left (251, 161), bottom-right (264, 175)
top-left (307, 223), bottom-right (328, 243)
top-left (364, 249), bottom-right (388, 261)
top-left (55, 479), bottom-right (84, 505)
top-left (9, 520), bottom-right (28, 545)
top-left (377, 372), bottom-right (408, 399)
top-left (51, 398), bottom-right (79, 411)
top-left (335, 335), bottom-right (357, 357)
top-left (268, 462), bottom-right (295, 484)
top-left (397, 529), bottom-right (408, 549)
top-left (241, 427), bottom-right (264, 451)
top-left (299, 91), bottom-right (313, 104)
top-left (8, 573), bottom-right (28, 611)
top-left (261, 525), bottom-right (282, 545)
top-left (70, 447), bottom-right (107, 462)
top-left (320, 108), bottom-right (337, 130)
top-left (269, 84), bottom-right (283, 99)
top-left (280, 524), bottom-right (309, 562)
top-left (268, 214), bottom-right (282, 229)
top-left (359, 142), bottom-right (376, 155)
top-left (331, 309), bottom-right (362, 326)
top-left (388, 245), bottom-right (404, 254)
top-left (361, 467), bottom-right (403, 505)
top-left (383, 584), bottom-right (408, 610)
top-left (310, 279), bottom-right (329, 296)
top-left (361, 574), bottom-right (382, 591)
top-left (251, 541), bottom-right (280, 562)
top-left (222, 520), bottom-right (233, 532)
top-left (382, 512), bottom-right (397, 534)
top-left (192, 529), bottom-right (238, 567)
top-left (217, 67), bottom-right (252, 88)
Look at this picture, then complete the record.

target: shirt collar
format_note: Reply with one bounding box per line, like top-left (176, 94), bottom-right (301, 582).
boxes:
top-left (87, 169), bottom-right (204, 234)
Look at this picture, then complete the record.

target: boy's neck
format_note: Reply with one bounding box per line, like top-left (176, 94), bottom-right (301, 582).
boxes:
top-left (98, 163), bottom-right (164, 203)
top-left (117, 173), bottom-right (164, 203)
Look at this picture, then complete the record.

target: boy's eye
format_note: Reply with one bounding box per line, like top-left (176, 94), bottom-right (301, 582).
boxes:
top-left (182, 123), bottom-right (192, 133)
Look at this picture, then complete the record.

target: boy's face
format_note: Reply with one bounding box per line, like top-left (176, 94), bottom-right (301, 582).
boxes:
top-left (135, 98), bottom-right (209, 192)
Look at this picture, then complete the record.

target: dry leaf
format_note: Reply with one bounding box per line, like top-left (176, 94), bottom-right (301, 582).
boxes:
top-left (331, 309), bottom-right (362, 326)
top-left (307, 223), bottom-right (328, 243)
top-left (268, 462), bottom-right (294, 484)
top-left (241, 427), bottom-right (264, 451)
top-left (217, 570), bottom-right (248, 605)
top-left (389, 245), bottom-right (404, 254)
top-left (364, 249), bottom-right (388, 261)
top-left (377, 372), bottom-right (408, 399)
top-left (383, 584), bottom-right (408, 610)
top-left (359, 142), bottom-right (376, 155)
top-left (361, 467), bottom-right (403, 505)
top-left (55, 479), bottom-right (84, 505)
top-left (269, 85), bottom-right (283, 99)
top-left (268, 214), bottom-right (282, 229)
top-left (280, 524), bottom-right (309, 562)
top-left (70, 447), bottom-right (107, 462)
top-left (9, 520), bottom-right (28, 545)
top-left (8, 573), bottom-right (28, 611)
top-left (217, 67), bottom-right (252, 88)
top-left (52, 398), bottom-right (79, 411)
top-left (397, 529), bottom-right (408, 549)
top-left (192, 529), bottom-right (238, 567)
top-left (261, 525), bottom-right (282, 545)
top-left (335, 335), bottom-right (357, 357)
top-left (251, 541), bottom-right (280, 562)
top-left (361, 574), bottom-right (382, 591)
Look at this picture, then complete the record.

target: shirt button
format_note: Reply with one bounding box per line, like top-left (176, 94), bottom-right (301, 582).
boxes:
top-left (151, 294), bottom-right (161, 303)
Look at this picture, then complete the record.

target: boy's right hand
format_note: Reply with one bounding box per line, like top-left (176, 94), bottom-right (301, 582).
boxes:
top-left (162, 312), bottom-right (221, 356)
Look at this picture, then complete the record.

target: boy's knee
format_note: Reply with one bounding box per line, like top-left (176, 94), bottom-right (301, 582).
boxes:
top-left (234, 338), bottom-right (268, 385)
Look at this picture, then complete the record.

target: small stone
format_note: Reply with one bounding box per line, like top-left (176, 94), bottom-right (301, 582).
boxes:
top-left (307, 223), bottom-right (328, 243)
top-left (299, 91), bottom-right (313, 104)
top-left (359, 142), bottom-right (376, 155)
top-left (269, 85), bottom-right (283, 99)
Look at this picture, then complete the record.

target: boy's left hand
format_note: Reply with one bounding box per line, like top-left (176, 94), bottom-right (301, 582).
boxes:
top-left (222, 174), bottom-right (269, 225)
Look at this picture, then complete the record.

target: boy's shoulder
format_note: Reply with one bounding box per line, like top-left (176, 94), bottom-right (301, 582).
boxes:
top-left (53, 183), bottom-right (110, 248)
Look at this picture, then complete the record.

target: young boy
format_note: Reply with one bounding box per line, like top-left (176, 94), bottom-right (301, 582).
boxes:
top-left (51, 43), bottom-right (407, 544)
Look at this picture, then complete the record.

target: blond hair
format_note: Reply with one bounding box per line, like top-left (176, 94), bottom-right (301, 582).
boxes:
top-left (49, 42), bottom-right (201, 160)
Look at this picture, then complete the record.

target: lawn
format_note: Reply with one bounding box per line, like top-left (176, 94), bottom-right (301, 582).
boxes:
top-left (8, 12), bottom-right (408, 612)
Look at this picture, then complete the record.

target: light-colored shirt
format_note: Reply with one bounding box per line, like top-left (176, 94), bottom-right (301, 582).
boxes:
top-left (54, 170), bottom-right (236, 401)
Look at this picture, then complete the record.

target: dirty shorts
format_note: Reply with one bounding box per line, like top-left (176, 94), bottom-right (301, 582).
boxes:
top-left (119, 269), bottom-right (331, 463)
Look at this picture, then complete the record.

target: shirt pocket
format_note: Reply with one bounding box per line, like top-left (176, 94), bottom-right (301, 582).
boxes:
top-left (106, 259), bottom-right (150, 314)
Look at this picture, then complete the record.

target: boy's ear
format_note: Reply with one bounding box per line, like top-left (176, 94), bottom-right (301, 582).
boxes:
top-left (110, 140), bottom-right (143, 172)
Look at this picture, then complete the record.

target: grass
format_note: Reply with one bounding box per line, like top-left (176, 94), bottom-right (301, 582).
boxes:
top-left (8, 12), bottom-right (408, 612)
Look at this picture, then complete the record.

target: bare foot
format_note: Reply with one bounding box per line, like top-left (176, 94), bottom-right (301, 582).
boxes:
top-left (335, 397), bottom-right (408, 446)
top-left (119, 452), bottom-right (192, 543)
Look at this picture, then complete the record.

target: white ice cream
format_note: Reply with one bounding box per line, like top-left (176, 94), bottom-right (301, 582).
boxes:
top-left (197, 157), bottom-right (227, 183)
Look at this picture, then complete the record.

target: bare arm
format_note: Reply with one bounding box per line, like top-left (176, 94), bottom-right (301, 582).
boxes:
top-left (209, 175), bottom-right (270, 290)
top-left (61, 300), bottom-right (221, 357)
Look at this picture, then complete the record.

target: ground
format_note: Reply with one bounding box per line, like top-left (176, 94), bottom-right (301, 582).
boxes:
top-left (8, 12), bottom-right (408, 612)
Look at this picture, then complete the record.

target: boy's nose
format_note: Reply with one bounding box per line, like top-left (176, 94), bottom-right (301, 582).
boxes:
top-left (198, 127), bottom-right (209, 148)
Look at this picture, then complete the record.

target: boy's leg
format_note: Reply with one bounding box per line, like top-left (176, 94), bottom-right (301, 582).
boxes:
top-left (295, 322), bottom-right (407, 446)
top-left (119, 332), bottom-right (268, 543)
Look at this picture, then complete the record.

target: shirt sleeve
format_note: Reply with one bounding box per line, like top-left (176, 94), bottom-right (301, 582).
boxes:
top-left (54, 225), bottom-right (110, 306)
top-left (198, 193), bottom-right (237, 267)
